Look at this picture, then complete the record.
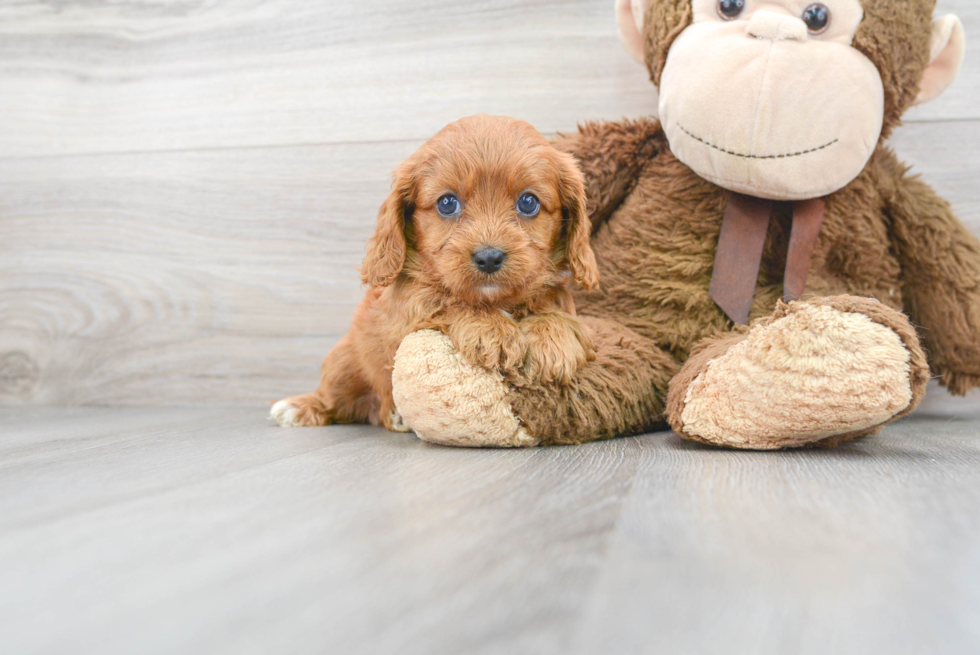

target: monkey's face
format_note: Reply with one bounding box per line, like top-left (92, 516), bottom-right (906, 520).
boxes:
top-left (658, 0), bottom-right (883, 201)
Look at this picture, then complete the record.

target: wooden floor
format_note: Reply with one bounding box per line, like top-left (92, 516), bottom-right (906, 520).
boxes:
top-left (2, 407), bottom-right (980, 654)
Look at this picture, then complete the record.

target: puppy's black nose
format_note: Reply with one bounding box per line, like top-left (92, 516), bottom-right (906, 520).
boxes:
top-left (472, 247), bottom-right (506, 274)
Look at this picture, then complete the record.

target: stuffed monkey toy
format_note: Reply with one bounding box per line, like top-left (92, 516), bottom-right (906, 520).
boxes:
top-left (391, 0), bottom-right (980, 449)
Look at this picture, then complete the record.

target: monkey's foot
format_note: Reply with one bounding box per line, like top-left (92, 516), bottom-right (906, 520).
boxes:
top-left (666, 296), bottom-right (930, 450)
top-left (391, 330), bottom-right (539, 448)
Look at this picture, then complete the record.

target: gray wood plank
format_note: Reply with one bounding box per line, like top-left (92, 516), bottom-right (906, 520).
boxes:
top-left (0, 0), bottom-right (657, 158)
top-left (891, 120), bottom-right (980, 217)
top-left (0, 407), bottom-right (639, 655)
top-left (3, 121), bottom-right (979, 407)
top-left (0, 408), bottom-right (978, 654)
top-left (0, 407), bottom-right (367, 530)
top-left (572, 417), bottom-right (980, 655)
top-left (0, 0), bottom-right (973, 158)
top-left (0, 140), bottom-right (420, 405)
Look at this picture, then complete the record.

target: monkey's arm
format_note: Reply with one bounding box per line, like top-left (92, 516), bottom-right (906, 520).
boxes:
top-left (552, 118), bottom-right (663, 230)
top-left (886, 165), bottom-right (980, 395)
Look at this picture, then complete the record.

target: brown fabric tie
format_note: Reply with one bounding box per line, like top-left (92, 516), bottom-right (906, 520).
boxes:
top-left (783, 197), bottom-right (826, 302)
top-left (709, 193), bottom-right (826, 325)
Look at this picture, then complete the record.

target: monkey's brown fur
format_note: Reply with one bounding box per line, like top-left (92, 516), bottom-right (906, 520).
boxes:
top-left (273, 115), bottom-right (600, 430)
top-left (504, 0), bottom-right (980, 446)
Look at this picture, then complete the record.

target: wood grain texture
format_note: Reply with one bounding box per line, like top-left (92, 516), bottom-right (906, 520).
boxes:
top-left (0, 1), bottom-right (973, 158)
top-left (0, 0), bottom-right (658, 158)
top-left (1, 408), bottom-right (979, 654)
top-left (0, 0), bottom-right (979, 409)
top-left (0, 140), bottom-right (419, 404)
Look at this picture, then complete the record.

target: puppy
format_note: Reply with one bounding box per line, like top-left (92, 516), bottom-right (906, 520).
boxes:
top-left (271, 114), bottom-right (600, 430)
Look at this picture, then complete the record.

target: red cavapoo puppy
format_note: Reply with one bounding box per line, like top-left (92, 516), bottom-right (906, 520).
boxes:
top-left (271, 114), bottom-right (600, 430)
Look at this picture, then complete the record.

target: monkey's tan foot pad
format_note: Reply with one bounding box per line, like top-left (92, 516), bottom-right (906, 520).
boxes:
top-left (392, 330), bottom-right (539, 448)
top-left (667, 297), bottom-right (929, 450)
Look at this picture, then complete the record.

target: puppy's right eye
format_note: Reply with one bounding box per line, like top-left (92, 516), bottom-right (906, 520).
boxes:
top-left (516, 192), bottom-right (541, 218)
top-left (436, 193), bottom-right (461, 218)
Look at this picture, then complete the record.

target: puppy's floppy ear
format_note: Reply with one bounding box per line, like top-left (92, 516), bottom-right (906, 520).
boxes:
top-left (361, 158), bottom-right (417, 287)
top-left (555, 151), bottom-right (600, 290)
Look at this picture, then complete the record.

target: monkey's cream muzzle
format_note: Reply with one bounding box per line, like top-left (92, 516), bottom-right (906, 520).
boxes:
top-left (658, 17), bottom-right (885, 201)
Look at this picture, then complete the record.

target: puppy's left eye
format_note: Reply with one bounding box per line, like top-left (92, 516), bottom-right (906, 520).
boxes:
top-left (516, 192), bottom-right (541, 218)
top-left (436, 193), bottom-right (461, 218)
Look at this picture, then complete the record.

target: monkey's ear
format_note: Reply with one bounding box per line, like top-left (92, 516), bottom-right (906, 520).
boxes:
top-left (555, 152), bottom-right (600, 291)
top-left (361, 160), bottom-right (416, 287)
top-left (914, 15), bottom-right (965, 106)
top-left (616, 0), bottom-right (647, 64)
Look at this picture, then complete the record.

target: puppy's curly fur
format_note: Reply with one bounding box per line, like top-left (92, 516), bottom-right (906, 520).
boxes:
top-left (271, 115), bottom-right (600, 430)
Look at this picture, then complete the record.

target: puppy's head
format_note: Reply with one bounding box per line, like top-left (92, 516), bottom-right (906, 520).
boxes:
top-left (361, 115), bottom-right (599, 303)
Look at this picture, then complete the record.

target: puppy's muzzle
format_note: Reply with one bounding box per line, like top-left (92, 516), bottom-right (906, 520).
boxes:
top-left (472, 247), bottom-right (507, 275)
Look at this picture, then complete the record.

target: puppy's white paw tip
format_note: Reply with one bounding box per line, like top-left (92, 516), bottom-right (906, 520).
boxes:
top-left (270, 400), bottom-right (300, 427)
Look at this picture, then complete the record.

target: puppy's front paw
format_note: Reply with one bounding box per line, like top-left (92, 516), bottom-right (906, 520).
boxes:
top-left (450, 313), bottom-right (528, 373)
top-left (520, 314), bottom-right (595, 384)
top-left (269, 394), bottom-right (332, 427)
top-left (270, 400), bottom-right (301, 427)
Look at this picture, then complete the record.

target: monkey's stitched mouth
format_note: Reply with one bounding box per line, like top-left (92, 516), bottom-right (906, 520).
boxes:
top-left (678, 125), bottom-right (839, 160)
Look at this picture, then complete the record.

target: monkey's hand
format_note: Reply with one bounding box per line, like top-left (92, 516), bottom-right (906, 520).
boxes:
top-left (887, 164), bottom-right (980, 395)
top-left (519, 312), bottom-right (596, 385)
top-left (923, 286), bottom-right (980, 395)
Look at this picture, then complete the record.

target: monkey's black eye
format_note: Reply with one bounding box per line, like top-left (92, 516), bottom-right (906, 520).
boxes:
top-left (436, 193), bottom-right (461, 218)
top-left (802, 4), bottom-right (830, 33)
top-left (516, 192), bottom-right (541, 217)
top-left (717, 0), bottom-right (745, 20)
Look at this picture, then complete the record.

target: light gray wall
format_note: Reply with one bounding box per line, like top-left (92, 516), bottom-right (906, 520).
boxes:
top-left (1, 0), bottom-right (978, 407)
